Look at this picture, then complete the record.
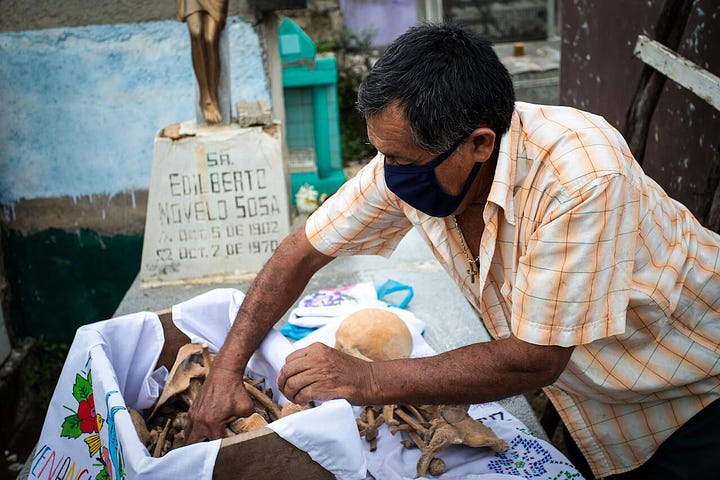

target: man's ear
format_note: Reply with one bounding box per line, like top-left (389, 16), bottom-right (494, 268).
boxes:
top-left (469, 127), bottom-right (496, 163)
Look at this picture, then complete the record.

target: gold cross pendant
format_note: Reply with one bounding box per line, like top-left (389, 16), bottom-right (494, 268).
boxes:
top-left (467, 261), bottom-right (478, 284)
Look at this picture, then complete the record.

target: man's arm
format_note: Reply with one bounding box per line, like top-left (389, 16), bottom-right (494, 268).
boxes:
top-left (278, 335), bottom-right (573, 406)
top-left (186, 224), bottom-right (334, 442)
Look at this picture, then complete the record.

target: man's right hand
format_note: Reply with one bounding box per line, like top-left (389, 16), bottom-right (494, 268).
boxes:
top-left (185, 365), bottom-right (255, 443)
top-left (184, 225), bottom-right (333, 444)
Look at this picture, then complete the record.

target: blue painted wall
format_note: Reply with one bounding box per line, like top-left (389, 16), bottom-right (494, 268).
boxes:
top-left (0, 17), bottom-right (270, 204)
top-left (0, 17), bottom-right (271, 343)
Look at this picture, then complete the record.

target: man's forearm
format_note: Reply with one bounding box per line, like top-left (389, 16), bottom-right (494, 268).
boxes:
top-left (366, 336), bottom-right (573, 405)
top-left (213, 225), bottom-right (334, 373)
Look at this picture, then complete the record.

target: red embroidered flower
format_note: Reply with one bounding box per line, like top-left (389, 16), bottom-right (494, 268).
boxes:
top-left (78, 393), bottom-right (98, 433)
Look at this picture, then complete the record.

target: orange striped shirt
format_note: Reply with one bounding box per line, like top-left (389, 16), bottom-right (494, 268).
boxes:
top-left (306, 102), bottom-right (720, 477)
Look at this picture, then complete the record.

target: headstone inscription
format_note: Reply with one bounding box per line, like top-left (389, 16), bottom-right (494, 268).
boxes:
top-left (139, 123), bottom-right (291, 285)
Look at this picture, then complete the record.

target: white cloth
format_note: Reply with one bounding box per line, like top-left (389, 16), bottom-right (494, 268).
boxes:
top-left (31, 289), bottom-right (366, 480)
top-left (29, 311), bottom-right (221, 480)
top-left (288, 281), bottom-right (383, 328)
top-left (293, 308), bottom-right (583, 480)
top-left (171, 288), bottom-right (244, 352)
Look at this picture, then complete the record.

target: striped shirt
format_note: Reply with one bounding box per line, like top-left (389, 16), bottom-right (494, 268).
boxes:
top-left (306, 102), bottom-right (720, 477)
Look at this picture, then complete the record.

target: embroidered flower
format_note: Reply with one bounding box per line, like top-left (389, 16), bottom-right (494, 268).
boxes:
top-left (61, 371), bottom-right (104, 441)
top-left (78, 393), bottom-right (98, 433)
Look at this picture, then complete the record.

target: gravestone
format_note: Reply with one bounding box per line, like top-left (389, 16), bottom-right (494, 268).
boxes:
top-left (139, 122), bottom-right (291, 285)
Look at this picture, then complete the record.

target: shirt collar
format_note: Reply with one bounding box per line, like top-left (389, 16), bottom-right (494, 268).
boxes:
top-left (486, 108), bottom-right (521, 226)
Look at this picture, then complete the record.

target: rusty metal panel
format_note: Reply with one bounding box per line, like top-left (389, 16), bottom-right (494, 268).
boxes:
top-left (560, 1), bottom-right (720, 222)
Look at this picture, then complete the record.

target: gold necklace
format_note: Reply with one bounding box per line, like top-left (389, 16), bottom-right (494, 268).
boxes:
top-left (452, 215), bottom-right (480, 283)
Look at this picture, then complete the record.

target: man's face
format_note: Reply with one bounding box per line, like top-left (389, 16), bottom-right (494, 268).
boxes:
top-left (367, 103), bottom-right (496, 217)
top-left (366, 103), bottom-right (472, 197)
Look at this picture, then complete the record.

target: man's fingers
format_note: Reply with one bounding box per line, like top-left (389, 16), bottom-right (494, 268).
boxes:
top-left (278, 349), bottom-right (316, 392)
top-left (284, 343), bottom-right (319, 364)
top-left (185, 424), bottom-right (205, 445)
top-left (185, 415), bottom-right (235, 444)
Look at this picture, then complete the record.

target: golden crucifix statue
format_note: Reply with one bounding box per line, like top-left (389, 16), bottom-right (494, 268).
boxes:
top-left (177, 0), bottom-right (229, 124)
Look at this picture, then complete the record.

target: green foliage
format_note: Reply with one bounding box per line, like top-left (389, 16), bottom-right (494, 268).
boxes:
top-left (340, 117), bottom-right (374, 164)
top-left (342, 27), bottom-right (376, 51)
top-left (334, 27), bottom-right (379, 166)
top-left (315, 40), bottom-right (336, 54)
top-left (26, 336), bottom-right (70, 408)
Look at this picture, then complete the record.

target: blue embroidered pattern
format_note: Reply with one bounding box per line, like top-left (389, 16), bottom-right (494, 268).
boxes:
top-left (488, 435), bottom-right (553, 477)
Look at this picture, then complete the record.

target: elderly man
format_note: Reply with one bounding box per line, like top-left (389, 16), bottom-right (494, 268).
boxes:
top-left (187, 23), bottom-right (720, 479)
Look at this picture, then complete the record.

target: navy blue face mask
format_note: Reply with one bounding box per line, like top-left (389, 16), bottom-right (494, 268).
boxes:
top-left (384, 137), bottom-right (483, 217)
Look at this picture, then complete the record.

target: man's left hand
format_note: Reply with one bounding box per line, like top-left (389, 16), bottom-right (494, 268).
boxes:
top-left (278, 342), bottom-right (379, 405)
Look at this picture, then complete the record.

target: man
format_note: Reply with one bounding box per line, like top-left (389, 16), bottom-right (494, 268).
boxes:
top-left (187, 23), bottom-right (720, 479)
top-left (177, 0), bottom-right (229, 124)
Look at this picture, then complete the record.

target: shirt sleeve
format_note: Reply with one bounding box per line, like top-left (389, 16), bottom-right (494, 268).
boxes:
top-left (512, 172), bottom-right (641, 347)
top-left (305, 154), bottom-right (413, 257)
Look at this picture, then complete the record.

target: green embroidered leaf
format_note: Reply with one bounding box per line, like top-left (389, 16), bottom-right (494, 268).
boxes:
top-left (95, 468), bottom-right (110, 480)
top-left (72, 373), bottom-right (92, 402)
top-left (61, 414), bottom-right (82, 438)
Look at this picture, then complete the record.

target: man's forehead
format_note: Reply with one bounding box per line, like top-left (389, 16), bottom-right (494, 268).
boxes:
top-left (366, 105), bottom-right (413, 150)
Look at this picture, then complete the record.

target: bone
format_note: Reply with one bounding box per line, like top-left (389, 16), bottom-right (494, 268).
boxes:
top-left (149, 343), bottom-right (212, 420)
top-left (153, 418), bottom-right (172, 458)
top-left (395, 408), bottom-right (429, 438)
top-left (243, 381), bottom-right (282, 420)
top-left (228, 412), bottom-right (268, 434)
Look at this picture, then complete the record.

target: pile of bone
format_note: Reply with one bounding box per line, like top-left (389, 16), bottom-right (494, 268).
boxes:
top-left (357, 403), bottom-right (509, 477)
top-left (129, 343), bottom-right (306, 457)
top-left (340, 309), bottom-right (509, 477)
top-left (128, 307), bottom-right (509, 475)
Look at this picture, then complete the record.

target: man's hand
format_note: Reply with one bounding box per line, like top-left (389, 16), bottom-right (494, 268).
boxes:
top-left (278, 342), bottom-right (379, 405)
top-left (185, 366), bottom-right (255, 444)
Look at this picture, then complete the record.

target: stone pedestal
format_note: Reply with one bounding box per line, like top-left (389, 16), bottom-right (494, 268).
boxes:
top-left (139, 123), bottom-right (291, 285)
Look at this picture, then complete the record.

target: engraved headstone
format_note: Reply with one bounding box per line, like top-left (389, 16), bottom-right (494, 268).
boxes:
top-left (139, 123), bottom-right (290, 285)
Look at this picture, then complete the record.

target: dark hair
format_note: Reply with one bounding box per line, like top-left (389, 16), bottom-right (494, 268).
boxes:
top-left (357, 23), bottom-right (515, 152)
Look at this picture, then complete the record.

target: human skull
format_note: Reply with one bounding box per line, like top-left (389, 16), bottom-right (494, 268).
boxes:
top-left (334, 308), bottom-right (413, 361)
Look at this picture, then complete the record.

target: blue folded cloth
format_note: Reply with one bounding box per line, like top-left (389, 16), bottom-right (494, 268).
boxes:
top-left (280, 322), bottom-right (319, 340)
